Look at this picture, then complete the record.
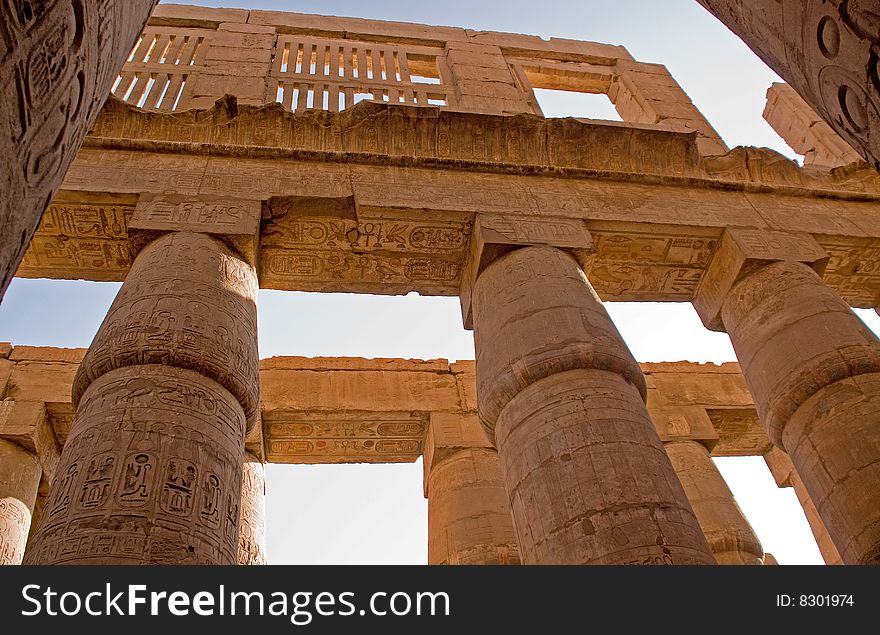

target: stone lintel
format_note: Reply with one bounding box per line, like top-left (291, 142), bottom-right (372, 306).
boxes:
top-left (694, 228), bottom-right (829, 331)
top-left (422, 412), bottom-right (493, 496)
top-left (129, 195), bottom-right (262, 265)
top-left (1, 350), bottom-right (775, 464)
top-left (0, 400), bottom-right (60, 483)
top-left (459, 214), bottom-right (593, 329)
top-left (647, 403), bottom-right (719, 449)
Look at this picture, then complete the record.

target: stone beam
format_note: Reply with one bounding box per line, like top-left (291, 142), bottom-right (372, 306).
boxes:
top-left (0, 0), bottom-right (158, 300)
top-left (696, 1), bottom-right (880, 169)
top-left (1, 345), bottom-right (772, 464)
top-left (15, 100), bottom-right (880, 311)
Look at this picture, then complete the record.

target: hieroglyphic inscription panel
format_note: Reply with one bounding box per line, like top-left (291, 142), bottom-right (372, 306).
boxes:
top-left (263, 411), bottom-right (427, 463)
top-left (260, 213), bottom-right (471, 295)
top-left (585, 225), bottom-right (720, 301)
top-left (707, 408), bottom-right (773, 457)
top-left (817, 236), bottom-right (880, 307)
top-left (25, 366), bottom-right (245, 564)
top-left (16, 203), bottom-right (134, 281)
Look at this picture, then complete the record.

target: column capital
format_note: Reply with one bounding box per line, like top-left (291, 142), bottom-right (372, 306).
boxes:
top-left (693, 228), bottom-right (828, 331)
top-left (459, 214), bottom-right (593, 329)
top-left (422, 412), bottom-right (492, 497)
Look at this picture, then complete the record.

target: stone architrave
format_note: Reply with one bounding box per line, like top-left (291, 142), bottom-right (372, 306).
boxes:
top-left (697, 1), bottom-right (880, 169)
top-left (695, 227), bottom-right (880, 564)
top-left (665, 439), bottom-right (763, 564)
top-left (237, 451), bottom-right (267, 565)
top-left (471, 244), bottom-right (714, 564)
top-left (0, 0), bottom-right (158, 300)
top-left (0, 439), bottom-right (41, 565)
top-left (25, 232), bottom-right (259, 564)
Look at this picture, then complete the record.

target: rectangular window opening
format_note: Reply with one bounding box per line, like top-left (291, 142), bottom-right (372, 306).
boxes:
top-left (280, 43), bottom-right (291, 73)
top-left (171, 76), bottom-right (187, 110)
top-left (136, 76), bottom-right (156, 108)
top-left (188, 37), bottom-right (204, 66)
top-left (295, 43), bottom-right (304, 74)
top-left (127, 36), bottom-right (143, 63)
top-left (173, 36), bottom-right (189, 65)
top-left (154, 76), bottom-right (172, 109)
top-left (142, 35), bottom-right (159, 63)
top-left (532, 87), bottom-right (622, 121)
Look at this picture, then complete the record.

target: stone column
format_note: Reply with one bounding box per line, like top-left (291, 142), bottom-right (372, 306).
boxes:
top-left (695, 228), bottom-right (880, 564)
top-left (696, 1), bottom-right (880, 169)
top-left (427, 448), bottom-right (520, 565)
top-left (237, 451), bottom-right (267, 565)
top-left (0, 0), bottom-right (158, 299)
top-left (424, 412), bottom-right (519, 565)
top-left (764, 447), bottom-right (843, 565)
top-left (665, 439), bottom-right (763, 565)
top-left (25, 232), bottom-right (259, 564)
top-left (471, 245), bottom-right (714, 564)
top-left (0, 439), bottom-right (41, 565)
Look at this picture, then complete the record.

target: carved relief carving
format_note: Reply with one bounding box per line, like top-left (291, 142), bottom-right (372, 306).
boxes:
top-left (73, 232), bottom-right (261, 425)
top-left (263, 412), bottom-right (427, 463)
top-left (16, 202), bottom-right (133, 280)
top-left (237, 452), bottom-right (266, 565)
top-left (585, 229), bottom-right (718, 301)
top-left (0, 0), bottom-right (158, 299)
top-left (25, 365), bottom-right (245, 565)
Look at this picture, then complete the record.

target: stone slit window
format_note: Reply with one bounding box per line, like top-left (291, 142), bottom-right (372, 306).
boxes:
top-left (271, 35), bottom-right (451, 112)
top-left (115, 27), bottom-right (210, 112)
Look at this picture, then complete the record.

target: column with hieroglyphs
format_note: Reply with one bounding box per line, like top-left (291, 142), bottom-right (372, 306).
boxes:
top-left (0, 399), bottom-right (60, 565)
top-left (25, 228), bottom-right (260, 565)
top-left (462, 216), bottom-right (714, 565)
top-left (694, 228), bottom-right (880, 564)
top-left (237, 451), bottom-right (267, 565)
top-left (0, 0), bottom-right (158, 301)
top-left (665, 439), bottom-right (763, 565)
top-left (424, 413), bottom-right (520, 565)
top-left (0, 438), bottom-right (41, 565)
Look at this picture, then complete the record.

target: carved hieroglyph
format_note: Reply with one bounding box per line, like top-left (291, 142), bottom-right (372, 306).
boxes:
top-left (73, 232), bottom-right (260, 427)
top-left (26, 232), bottom-right (259, 564)
top-left (0, 0), bottom-right (157, 299)
top-left (0, 439), bottom-right (42, 565)
top-left (473, 246), bottom-right (714, 564)
top-left (24, 366), bottom-right (245, 564)
top-left (237, 452), bottom-right (266, 565)
top-left (697, 1), bottom-right (880, 168)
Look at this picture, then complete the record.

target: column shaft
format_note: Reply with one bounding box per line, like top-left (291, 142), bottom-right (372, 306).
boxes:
top-left (26, 232), bottom-right (259, 564)
top-left (472, 246), bottom-right (714, 564)
top-left (237, 452), bottom-right (267, 565)
top-left (721, 260), bottom-right (880, 564)
top-left (665, 440), bottom-right (763, 565)
top-left (427, 447), bottom-right (520, 565)
top-left (0, 439), bottom-right (41, 565)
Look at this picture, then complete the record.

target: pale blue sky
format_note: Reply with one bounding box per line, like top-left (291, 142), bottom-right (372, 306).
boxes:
top-left (3, 0), bottom-right (876, 564)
